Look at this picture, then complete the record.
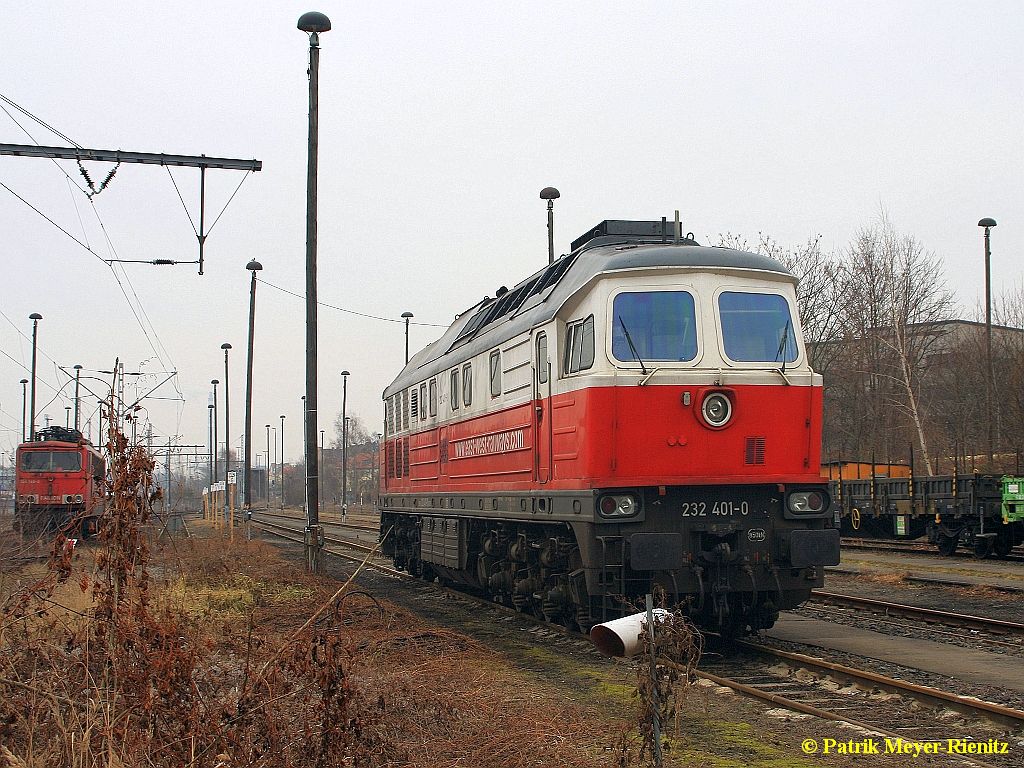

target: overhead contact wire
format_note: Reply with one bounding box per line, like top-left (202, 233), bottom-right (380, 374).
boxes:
top-left (258, 277), bottom-right (448, 327)
top-left (0, 93), bottom-right (82, 148)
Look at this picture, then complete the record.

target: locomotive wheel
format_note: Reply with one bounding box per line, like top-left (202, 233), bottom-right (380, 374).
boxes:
top-left (936, 533), bottom-right (959, 557)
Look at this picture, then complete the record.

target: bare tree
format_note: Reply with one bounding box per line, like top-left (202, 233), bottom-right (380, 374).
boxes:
top-left (331, 413), bottom-right (370, 450)
top-left (839, 215), bottom-right (955, 473)
top-left (717, 232), bottom-right (847, 372)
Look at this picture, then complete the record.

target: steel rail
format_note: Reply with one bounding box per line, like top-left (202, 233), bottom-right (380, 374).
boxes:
top-left (738, 640), bottom-right (1024, 729)
top-left (252, 510), bottom-right (377, 533)
top-left (251, 519), bottom-right (405, 578)
top-left (680, 664), bottom-right (1005, 768)
top-left (810, 590), bottom-right (1024, 635)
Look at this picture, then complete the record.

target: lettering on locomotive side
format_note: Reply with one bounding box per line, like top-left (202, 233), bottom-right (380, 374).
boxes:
top-left (452, 429), bottom-right (526, 459)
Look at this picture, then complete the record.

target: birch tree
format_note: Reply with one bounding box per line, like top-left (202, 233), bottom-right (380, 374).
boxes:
top-left (841, 215), bottom-right (955, 473)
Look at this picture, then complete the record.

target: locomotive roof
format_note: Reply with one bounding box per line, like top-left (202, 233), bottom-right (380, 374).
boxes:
top-left (384, 239), bottom-right (794, 397)
top-left (19, 439), bottom-right (99, 451)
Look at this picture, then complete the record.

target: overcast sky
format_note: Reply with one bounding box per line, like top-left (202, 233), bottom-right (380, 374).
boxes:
top-left (1, 1), bottom-right (1021, 468)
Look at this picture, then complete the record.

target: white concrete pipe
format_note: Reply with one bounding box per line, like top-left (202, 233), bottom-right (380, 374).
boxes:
top-left (589, 609), bottom-right (671, 658)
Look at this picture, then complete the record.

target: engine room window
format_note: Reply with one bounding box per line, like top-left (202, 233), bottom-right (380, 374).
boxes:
top-left (410, 387), bottom-right (419, 419)
top-left (450, 368), bottom-right (460, 410)
top-left (718, 291), bottom-right (798, 363)
top-left (536, 333), bottom-right (548, 384)
top-left (611, 291), bottom-right (697, 362)
top-left (419, 383), bottom-right (427, 421)
top-left (429, 379), bottom-right (437, 416)
top-left (489, 350), bottom-right (502, 396)
top-left (563, 315), bottom-right (595, 374)
top-left (462, 363), bottom-right (473, 406)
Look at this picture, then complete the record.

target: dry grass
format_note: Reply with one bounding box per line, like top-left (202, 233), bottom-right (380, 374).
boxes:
top-left (0, 416), bottom-right (635, 767)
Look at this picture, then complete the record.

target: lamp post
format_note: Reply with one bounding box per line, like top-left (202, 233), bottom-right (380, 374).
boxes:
top-left (540, 187), bottom-right (560, 264)
top-left (221, 343), bottom-right (232, 527)
top-left (208, 403), bottom-right (215, 489)
top-left (73, 364), bottom-right (82, 431)
top-left (29, 313), bottom-right (41, 440)
top-left (243, 259), bottom-right (263, 519)
top-left (344, 416), bottom-right (351, 506)
top-left (279, 414), bottom-right (286, 509)
top-left (401, 312), bottom-right (413, 365)
top-left (341, 369), bottom-right (349, 510)
top-left (265, 423), bottom-right (271, 508)
top-left (979, 217), bottom-right (997, 467)
top-left (19, 378), bottom-right (27, 443)
top-left (211, 379), bottom-right (220, 483)
top-left (298, 9), bottom-right (331, 572)
top-left (65, 406), bottom-right (71, 429)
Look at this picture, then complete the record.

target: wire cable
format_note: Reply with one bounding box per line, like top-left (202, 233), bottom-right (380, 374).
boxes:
top-left (0, 178), bottom-right (108, 264)
top-left (165, 166), bottom-right (199, 237)
top-left (257, 277), bottom-right (448, 327)
top-left (0, 102), bottom-right (89, 195)
top-left (206, 170), bottom-right (251, 235)
top-left (0, 92), bottom-right (82, 148)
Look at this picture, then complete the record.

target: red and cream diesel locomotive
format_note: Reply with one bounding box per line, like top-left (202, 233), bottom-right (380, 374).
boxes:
top-left (379, 219), bottom-right (839, 635)
top-left (15, 426), bottom-right (106, 538)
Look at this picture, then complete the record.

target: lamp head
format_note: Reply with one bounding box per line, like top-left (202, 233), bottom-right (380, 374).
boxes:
top-left (246, 259), bottom-right (263, 271)
top-left (978, 217), bottom-right (997, 228)
top-left (20, 378), bottom-right (28, 384)
top-left (74, 364), bottom-right (82, 371)
top-left (29, 312), bottom-right (42, 320)
top-left (341, 369), bottom-right (350, 376)
top-left (540, 187), bottom-right (560, 200)
top-left (221, 342), bottom-right (232, 350)
top-left (401, 311), bottom-right (414, 319)
top-left (212, 379), bottom-right (219, 385)
top-left (297, 11), bottom-right (331, 33)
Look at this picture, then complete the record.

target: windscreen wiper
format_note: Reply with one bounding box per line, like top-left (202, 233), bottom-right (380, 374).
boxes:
top-left (618, 316), bottom-right (648, 375)
top-left (775, 317), bottom-right (793, 375)
top-left (773, 316), bottom-right (794, 385)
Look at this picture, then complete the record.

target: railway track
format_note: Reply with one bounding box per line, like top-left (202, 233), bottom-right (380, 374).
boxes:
top-left (251, 516), bottom-right (1024, 756)
top-left (811, 593), bottom-right (1024, 638)
top-left (251, 509), bottom-right (378, 534)
top-left (843, 538), bottom-right (1024, 563)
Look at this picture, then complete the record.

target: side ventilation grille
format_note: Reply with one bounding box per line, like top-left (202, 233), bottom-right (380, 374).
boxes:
top-left (745, 436), bottom-right (766, 465)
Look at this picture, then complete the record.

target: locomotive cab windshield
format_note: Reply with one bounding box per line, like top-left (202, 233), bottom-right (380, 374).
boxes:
top-left (20, 450), bottom-right (83, 472)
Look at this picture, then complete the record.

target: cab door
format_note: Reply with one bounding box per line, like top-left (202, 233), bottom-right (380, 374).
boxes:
top-left (534, 332), bottom-right (552, 483)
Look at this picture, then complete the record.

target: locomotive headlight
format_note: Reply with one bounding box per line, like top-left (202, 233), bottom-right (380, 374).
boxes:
top-left (700, 392), bottom-right (732, 428)
top-left (788, 490), bottom-right (826, 514)
top-left (598, 494), bottom-right (639, 518)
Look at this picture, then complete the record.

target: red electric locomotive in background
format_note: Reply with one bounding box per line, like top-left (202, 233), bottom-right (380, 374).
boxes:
top-left (379, 219), bottom-right (839, 635)
top-left (15, 426), bottom-right (106, 538)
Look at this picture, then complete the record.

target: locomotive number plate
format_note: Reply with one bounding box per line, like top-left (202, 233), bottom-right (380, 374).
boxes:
top-left (680, 501), bottom-right (750, 517)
